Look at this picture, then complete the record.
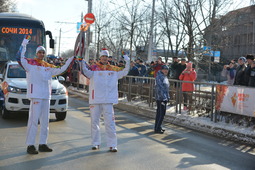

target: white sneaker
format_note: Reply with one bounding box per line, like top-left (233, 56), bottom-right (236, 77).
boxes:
top-left (109, 147), bottom-right (118, 152)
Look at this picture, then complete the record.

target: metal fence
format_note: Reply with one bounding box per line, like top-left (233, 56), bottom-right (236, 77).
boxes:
top-left (117, 76), bottom-right (255, 127)
top-left (68, 74), bottom-right (255, 127)
top-left (118, 76), bottom-right (216, 118)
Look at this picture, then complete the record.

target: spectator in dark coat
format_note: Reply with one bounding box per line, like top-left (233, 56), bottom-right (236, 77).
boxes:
top-left (128, 61), bottom-right (139, 83)
top-left (248, 60), bottom-right (255, 87)
top-left (128, 61), bottom-right (139, 76)
top-left (108, 56), bottom-right (116, 65)
top-left (234, 57), bottom-right (247, 86)
top-left (244, 54), bottom-right (254, 86)
top-left (175, 58), bottom-right (187, 79)
top-left (172, 58), bottom-right (186, 87)
top-left (139, 59), bottom-right (147, 77)
top-left (171, 57), bottom-right (179, 78)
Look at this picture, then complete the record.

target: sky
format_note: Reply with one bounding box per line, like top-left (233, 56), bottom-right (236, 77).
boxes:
top-left (16, 0), bottom-right (251, 56)
top-left (16, 0), bottom-right (90, 55)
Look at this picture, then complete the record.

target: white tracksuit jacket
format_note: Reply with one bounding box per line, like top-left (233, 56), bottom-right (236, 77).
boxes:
top-left (20, 44), bottom-right (74, 99)
top-left (81, 56), bottom-right (130, 104)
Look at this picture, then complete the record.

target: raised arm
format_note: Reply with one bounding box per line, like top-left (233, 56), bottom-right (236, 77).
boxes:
top-left (19, 38), bottom-right (31, 72)
top-left (117, 55), bottom-right (130, 79)
top-left (50, 56), bottom-right (74, 76)
top-left (81, 60), bottom-right (93, 78)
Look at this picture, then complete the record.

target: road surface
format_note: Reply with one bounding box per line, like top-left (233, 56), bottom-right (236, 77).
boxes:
top-left (0, 93), bottom-right (254, 170)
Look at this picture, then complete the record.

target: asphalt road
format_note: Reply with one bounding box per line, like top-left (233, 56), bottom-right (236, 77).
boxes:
top-left (0, 93), bottom-right (255, 170)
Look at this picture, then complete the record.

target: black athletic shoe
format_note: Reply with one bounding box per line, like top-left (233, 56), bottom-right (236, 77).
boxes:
top-left (39, 144), bottom-right (53, 152)
top-left (27, 145), bottom-right (38, 154)
top-left (154, 130), bottom-right (164, 134)
top-left (161, 128), bottom-right (165, 132)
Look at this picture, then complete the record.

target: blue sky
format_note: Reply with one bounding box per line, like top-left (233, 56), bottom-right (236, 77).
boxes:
top-left (16, 0), bottom-right (251, 56)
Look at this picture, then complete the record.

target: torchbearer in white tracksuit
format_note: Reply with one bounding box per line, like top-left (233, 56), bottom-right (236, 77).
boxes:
top-left (81, 48), bottom-right (130, 152)
top-left (19, 37), bottom-right (74, 154)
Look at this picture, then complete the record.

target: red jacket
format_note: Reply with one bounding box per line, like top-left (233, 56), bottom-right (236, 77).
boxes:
top-left (179, 68), bottom-right (197, 91)
top-left (153, 63), bottom-right (165, 77)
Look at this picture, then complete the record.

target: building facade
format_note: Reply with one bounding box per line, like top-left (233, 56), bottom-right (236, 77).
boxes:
top-left (204, 5), bottom-right (255, 62)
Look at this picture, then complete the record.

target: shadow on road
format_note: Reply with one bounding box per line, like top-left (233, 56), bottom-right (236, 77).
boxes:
top-left (115, 109), bottom-right (255, 170)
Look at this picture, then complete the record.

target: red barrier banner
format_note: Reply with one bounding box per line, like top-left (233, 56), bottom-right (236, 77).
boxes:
top-left (216, 85), bottom-right (255, 117)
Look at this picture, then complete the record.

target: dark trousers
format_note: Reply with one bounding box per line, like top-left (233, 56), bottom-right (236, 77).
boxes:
top-left (183, 91), bottom-right (193, 107)
top-left (154, 100), bottom-right (167, 131)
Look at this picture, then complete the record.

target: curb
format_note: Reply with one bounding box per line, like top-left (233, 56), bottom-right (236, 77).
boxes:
top-left (68, 87), bottom-right (255, 145)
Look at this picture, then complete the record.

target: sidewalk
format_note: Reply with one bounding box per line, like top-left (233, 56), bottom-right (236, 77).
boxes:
top-left (68, 86), bottom-right (255, 145)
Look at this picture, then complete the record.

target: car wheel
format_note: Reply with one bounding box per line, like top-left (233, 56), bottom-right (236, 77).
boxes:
top-left (2, 106), bottom-right (10, 119)
top-left (55, 111), bottom-right (67, 121)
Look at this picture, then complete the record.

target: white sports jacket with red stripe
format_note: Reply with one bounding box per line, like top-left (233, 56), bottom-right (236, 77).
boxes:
top-left (20, 40), bottom-right (74, 99)
top-left (81, 56), bottom-right (130, 104)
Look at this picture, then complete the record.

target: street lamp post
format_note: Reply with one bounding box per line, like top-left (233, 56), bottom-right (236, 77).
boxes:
top-left (85, 0), bottom-right (92, 61)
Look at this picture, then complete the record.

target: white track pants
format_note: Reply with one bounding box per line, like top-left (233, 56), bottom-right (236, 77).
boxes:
top-left (90, 104), bottom-right (117, 147)
top-left (26, 98), bottom-right (50, 145)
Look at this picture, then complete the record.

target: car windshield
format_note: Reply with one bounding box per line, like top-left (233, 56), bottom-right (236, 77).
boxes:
top-left (7, 64), bottom-right (26, 78)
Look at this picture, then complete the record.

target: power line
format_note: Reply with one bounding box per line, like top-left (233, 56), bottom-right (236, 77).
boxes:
top-left (55, 21), bottom-right (77, 24)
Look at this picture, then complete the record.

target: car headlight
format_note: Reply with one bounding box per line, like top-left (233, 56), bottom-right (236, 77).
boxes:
top-left (7, 86), bottom-right (22, 93)
top-left (55, 87), bottom-right (67, 95)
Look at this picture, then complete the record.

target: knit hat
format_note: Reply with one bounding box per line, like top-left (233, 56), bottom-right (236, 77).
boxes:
top-left (238, 57), bottom-right (247, 62)
top-left (161, 65), bottom-right (169, 70)
top-left (36, 46), bottom-right (46, 53)
top-left (100, 48), bottom-right (109, 57)
top-left (186, 62), bottom-right (193, 71)
top-left (246, 54), bottom-right (254, 60)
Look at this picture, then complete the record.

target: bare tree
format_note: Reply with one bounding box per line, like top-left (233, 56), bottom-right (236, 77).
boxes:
top-left (61, 49), bottom-right (74, 59)
top-left (158, 0), bottom-right (186, 63)
top-left (111, 0), bottom-right (150, 57)
top-left (0, 0), bottom-right (16, 12)
top-left (172, 0), bottom-right (232, 61)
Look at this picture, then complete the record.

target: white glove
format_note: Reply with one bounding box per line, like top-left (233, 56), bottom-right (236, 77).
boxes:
top-left (22, 38), bottom-right (29, 46)
top-left (123, 55), bottom-right (130, 61)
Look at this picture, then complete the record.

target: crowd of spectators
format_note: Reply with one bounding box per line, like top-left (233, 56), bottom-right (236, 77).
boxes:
top-left (82, 55), bottom-right (193, 85)
top-left (61, 53), bottom-right (255, 89)
top-left (46, 57), bottom-right (66, 67)
top-left (221, 54), bottom-right (255, 87)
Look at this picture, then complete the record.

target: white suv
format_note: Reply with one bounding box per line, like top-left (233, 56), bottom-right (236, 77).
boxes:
top-left (0, 61), bottom-right (68, 120)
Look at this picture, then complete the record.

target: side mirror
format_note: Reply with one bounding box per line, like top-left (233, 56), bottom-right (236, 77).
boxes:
top-left (46, 31), bottom-right (54, 49)
top-left (58, 76), bottom-right (65, 83)
top-left (50, 39), bottom-right (54, 49)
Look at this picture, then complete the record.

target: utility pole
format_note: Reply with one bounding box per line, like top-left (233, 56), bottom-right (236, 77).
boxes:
top-left (55, 21), bottom-right (76, 56)
top-left (147, 0), bottom-right (155, 62)
top-left (85, 0), bottom-right (92, 61)
top-left (58, 28), bottom-right (61, 57)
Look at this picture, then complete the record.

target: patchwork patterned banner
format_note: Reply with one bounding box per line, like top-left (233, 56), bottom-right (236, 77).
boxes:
top-left (216, 85), bottom-right (255, 117)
